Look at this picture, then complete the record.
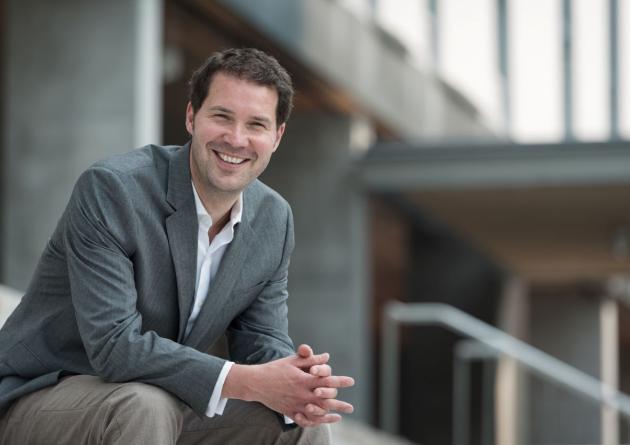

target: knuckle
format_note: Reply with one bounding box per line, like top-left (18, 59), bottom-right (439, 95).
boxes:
top-left (297, 373), bottom-right (312, 386)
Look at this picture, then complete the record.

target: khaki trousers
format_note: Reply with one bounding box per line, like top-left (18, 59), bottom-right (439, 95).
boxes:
top-left (0, 375), bottom-right (330, 444)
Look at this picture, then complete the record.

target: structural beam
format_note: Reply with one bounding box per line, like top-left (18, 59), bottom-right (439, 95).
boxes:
top-left (354, 141), bottom-right (630, 191)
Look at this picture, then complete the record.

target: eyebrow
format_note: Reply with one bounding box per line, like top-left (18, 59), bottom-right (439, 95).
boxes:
top-left (208, 106), bottom-right (233, 115)
top-left (251, 116), bottom-right (272, 126)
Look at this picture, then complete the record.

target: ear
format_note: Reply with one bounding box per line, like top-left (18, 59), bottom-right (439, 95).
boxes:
top-left (272, 123), bottom-right (286, 152)
top-left (185, 102), bottom-right (195, 135)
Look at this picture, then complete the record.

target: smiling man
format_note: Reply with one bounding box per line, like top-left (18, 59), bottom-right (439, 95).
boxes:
top-left (0, 48), bottom-right (354, 444)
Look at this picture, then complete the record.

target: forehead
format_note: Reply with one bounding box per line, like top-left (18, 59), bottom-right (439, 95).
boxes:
top-left (203, 72), bottom-right (278, 118)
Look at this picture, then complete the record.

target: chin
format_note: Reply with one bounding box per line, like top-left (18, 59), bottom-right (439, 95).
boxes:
top-left (211, 181), bottom-right (247, 194)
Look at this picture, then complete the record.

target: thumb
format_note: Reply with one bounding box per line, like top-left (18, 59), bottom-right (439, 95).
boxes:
top-left (293, 351), bottom-right (329, 369)
top-left (296, 344), bottom-right (314, 358)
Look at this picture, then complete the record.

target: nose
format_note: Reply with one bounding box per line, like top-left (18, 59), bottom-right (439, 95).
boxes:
top-left (223, 123), bottom-right (248, 148)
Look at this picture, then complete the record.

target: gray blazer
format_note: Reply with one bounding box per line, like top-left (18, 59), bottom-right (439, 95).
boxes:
top-left (0, 143), bottom-right (295, 416)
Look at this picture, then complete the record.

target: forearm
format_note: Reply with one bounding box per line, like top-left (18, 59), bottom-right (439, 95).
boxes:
top-left (218, 363), bottom-right (294, 424)
top-left (221, 363), bottom-right (260, 401)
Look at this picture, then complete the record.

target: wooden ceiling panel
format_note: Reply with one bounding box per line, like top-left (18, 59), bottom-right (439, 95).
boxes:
top-left (407, 185), bottom-right (630, 282)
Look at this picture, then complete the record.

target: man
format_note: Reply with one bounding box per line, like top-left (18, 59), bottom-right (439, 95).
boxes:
top-left (0, 48), bottom-right (354, 444)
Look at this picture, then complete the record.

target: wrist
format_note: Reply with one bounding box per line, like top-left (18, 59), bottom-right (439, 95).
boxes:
top-left (221, 363), bottom-right (260, 402)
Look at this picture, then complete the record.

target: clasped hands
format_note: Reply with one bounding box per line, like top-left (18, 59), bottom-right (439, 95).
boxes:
top-left (223, 344), bottom-right (355, 428)
top-left (288, 344), bottom-right (355, 427)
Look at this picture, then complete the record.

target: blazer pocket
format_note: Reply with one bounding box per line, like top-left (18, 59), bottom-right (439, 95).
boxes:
top-left (5, 342), bottom-right (49, 378)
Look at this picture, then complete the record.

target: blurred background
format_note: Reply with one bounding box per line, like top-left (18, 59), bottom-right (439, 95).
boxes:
top-left (2, 0), bottom-right (630, 444)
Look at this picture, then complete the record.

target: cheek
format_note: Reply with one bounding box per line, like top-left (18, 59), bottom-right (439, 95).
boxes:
top-left (256, 135), bottom-right (279, 154)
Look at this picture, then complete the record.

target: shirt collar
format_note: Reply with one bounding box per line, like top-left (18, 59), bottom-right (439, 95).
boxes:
top-left (191, 181), bottom-right (243, 229)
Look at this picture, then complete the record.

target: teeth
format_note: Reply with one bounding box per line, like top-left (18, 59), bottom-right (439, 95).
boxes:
top-left (217, 152), bottom-right (245, 164)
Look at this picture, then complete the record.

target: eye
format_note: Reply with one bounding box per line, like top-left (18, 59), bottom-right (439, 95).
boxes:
top-left (249, 121), bottom-right (267, 130)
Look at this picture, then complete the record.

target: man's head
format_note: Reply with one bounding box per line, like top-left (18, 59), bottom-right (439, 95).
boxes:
top-left (188, 48), bottom-right (294, 128)
top-left (185, 48), bottom-right (293, 203)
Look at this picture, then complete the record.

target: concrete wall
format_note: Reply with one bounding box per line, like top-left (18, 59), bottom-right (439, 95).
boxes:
top-left (1, 0), bottom-right (158, 289)
top-left (261, 113), bottom-right (371, 422)
top-left (220, 0), bottom-right (493, 140)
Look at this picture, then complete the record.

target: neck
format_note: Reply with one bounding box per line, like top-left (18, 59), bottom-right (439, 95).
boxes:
top-left (191, 177), bottom-right (239, 224)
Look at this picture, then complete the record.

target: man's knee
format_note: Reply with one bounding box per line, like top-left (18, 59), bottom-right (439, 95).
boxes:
top-left (109, 381), bottom-right (182, 418)
top-left (103, 381), bottom-right (184, 444)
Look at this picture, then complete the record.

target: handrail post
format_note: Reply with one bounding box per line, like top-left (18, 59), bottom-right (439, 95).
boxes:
top-left (381, 302), bottom-right (400, 434)
top-left (453, 348), bottom-right (471, 445)
top-left (481, 360), bottom-right (496, 445)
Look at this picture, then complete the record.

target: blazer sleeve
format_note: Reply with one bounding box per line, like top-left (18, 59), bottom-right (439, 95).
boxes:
top-left (226, 202), bottom-right (296, 364)
top-left (63, 166), bottom-right (223, 416)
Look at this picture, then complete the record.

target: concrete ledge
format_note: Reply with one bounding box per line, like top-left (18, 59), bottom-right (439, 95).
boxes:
top-left (0, 284), bottom-right (22, 327)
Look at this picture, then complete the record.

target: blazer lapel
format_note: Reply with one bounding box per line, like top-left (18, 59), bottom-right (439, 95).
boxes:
top-left (184, 193), bottom-right (255, 350)
top-left (164, 143), bottom-right (198, 342)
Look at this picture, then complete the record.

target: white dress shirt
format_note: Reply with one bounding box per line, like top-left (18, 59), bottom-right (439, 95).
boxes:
top-left (187, 182), bottom-right (241, 417)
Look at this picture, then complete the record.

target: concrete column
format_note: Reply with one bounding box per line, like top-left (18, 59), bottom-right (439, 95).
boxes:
top-left (261, 113), bottom-right (371, 422)
top-left (496, 276), bottom-right (529, 445)
top-left (600, 297), bottom-right (619, 445)
top-left (1, 0), bottom-right (162, 289)
top-left (528, 292), bottom-right (601, 443)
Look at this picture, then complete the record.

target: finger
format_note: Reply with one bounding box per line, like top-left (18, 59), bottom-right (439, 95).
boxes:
top-left (316, 375), bottom-right (355, 388)
top-left (293, 412), bottom-right (316, 428)
top-left (305, 403), bottom-right (327, 416)
top-left (296, 411), bottom-right (342, 426)
top-left (318, 398), bottom-right (354, 414)
top-left (296, 344), bottom-right (313, 358)
top-left (313, 387), bottom-right (338, 399)
top-left (309, 364), bottom-right (331, 377)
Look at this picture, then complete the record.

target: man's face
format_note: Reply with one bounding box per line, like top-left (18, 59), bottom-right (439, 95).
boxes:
top-left (186, 71), bottom-right (285, 198)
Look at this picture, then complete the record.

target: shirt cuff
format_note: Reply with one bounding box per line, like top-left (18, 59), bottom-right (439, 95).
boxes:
top-left (205, 361), bottom-right (234, 417)
top-left (205, 361), bottom-right (295, 424)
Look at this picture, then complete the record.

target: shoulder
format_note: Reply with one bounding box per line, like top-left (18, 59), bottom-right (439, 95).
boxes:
top-left (75, 144), bottom-right (184, 197)
top-left (90, 144), bottom-right (180, 179)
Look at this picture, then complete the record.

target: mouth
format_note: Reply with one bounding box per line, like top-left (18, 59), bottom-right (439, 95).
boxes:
top-left (214, 150), bottom-right (248, 165)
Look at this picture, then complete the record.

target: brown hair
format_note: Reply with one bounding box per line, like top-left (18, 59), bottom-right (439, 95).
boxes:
top-left (188, 48), bottom-right (294, 126)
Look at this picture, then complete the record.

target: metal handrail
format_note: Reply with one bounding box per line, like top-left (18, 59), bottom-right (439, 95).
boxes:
top-left (380, 302), bottom-right (630, 436)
